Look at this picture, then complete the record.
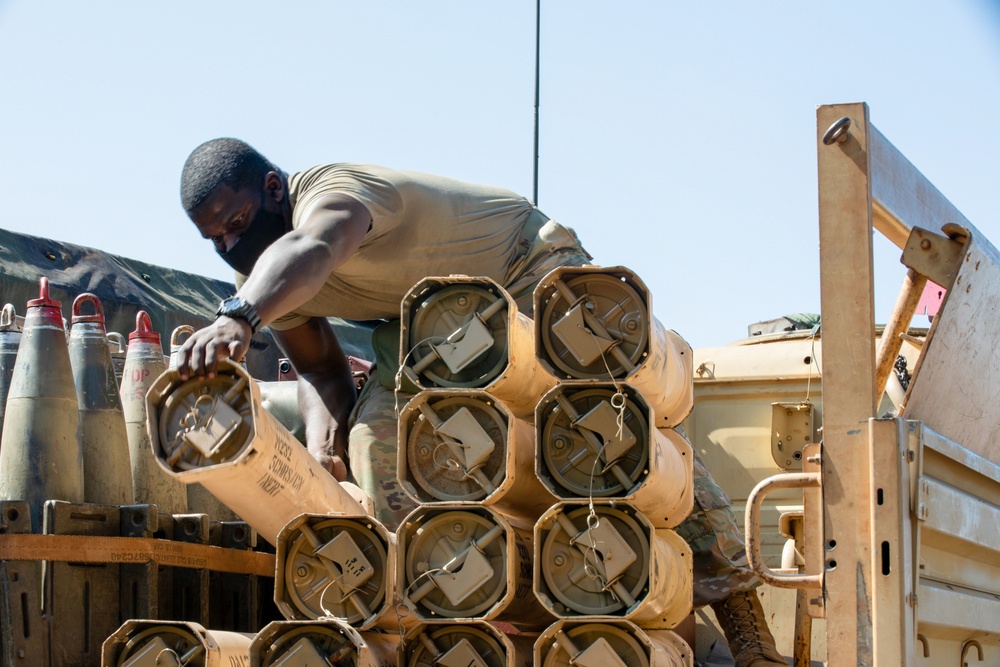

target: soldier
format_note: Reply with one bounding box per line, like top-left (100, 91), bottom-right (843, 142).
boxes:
top-left (175, 138), bottom-right (785, 666)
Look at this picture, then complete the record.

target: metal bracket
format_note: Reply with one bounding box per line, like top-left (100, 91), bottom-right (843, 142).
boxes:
top-left (574, 399), bottom-right (637, 465)
top-left (771, 402), bottom-right (813, 470)
top-left (574, 637), bottom-right (629, 667)
top-left (437, 638), bottom-right (489, 667)
top-left (269, 637), bottom-right (332, 667)
top-left (570, 517), bottom-right (638, 582)
top-left (429, 544), bottom-right (494, 606)
top-left (432, 316), bottom-right (495, 374)
top-left (435, 406), bottom-right (496, 470)
top-left (315, 532), bottom-right (375, 593)
top-left (552, 303), bottom-right (615, 366)
top-left (901, 226), bottom-right (965, 289)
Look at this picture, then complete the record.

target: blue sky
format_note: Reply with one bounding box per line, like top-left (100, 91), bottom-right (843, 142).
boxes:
top-left (1, 1), bottom-right (998, 348)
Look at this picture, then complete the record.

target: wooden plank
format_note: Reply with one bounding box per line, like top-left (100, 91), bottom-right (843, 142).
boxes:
top-left (816, 102), bottom-right (876, 667)
top-left (0, 501), bottom-right (48, 667)
top-left (869, 419), bottom-right (914, 667)
top-left (872, 202), bottom-right (911, 251)
top-left (870, 125), bottom-right (976, 243)
top-left (45, 501), bottom-right (121, 667)
top-left (901, 231), bottom-right (1000, 464)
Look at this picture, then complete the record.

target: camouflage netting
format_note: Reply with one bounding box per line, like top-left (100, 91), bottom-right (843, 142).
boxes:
top-left (0, 227), bottom-right (375, 381)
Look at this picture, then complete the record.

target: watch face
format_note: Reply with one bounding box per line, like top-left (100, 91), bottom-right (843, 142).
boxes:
top-left (221, 296), bottom-right (247, 315)
top-left (217, 296), bottom-right (260, 332)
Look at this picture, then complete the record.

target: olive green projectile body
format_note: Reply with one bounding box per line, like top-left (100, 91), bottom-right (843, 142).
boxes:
top-left (0, 303), bottom-right (23, 450)
top-left (0, 279), bottom-right (84, 532)
top-left (68, 294), bottom-right (133, 505)
top-left (121, 311), bottom-right (187, 513)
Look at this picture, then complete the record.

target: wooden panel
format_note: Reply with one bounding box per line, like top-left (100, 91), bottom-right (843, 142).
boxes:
top-left (869, 125), bottom-right (975, 246)
top-left (901, 231), bottom-right (1000, 464)
top-left (816, 102), bottom-right (876, 667)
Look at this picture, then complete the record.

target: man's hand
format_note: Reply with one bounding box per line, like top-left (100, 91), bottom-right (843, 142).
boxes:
top-left (309, 449), bottom-right (348, 482)
top-left (174, 316), bottom-right (252, 379)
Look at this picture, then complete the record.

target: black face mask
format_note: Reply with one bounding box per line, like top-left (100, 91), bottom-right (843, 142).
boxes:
top-left (216, 191), bottom-right (286, 275)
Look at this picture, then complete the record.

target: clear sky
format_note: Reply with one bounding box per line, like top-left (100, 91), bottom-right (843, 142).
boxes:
top-left (1, 1), bottom-right (998, 349)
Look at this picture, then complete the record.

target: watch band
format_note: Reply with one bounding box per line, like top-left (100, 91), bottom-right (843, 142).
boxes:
top-left (216, 296), bottom-right (262, 335)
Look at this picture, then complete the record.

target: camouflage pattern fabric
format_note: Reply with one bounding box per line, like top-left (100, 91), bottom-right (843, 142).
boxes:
top-left (501, 219), bottom-right (594, 316)
top-left (347, 377), bottom-right (418, 528)
top-left (675, 450), bottom-right (762, 607)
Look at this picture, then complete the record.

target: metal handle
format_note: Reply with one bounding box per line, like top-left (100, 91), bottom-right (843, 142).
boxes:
top-left (745, 472), bottom-right (823, 589)
top-left (170, 324), bottom-right (195, 348)
top-left (822, 116), bottom-right (851, 145)
top-left (0, 303), bottom-right (18, 330)
top-left (961, 639), bottom-right (983, 665)
top-left (70, 292), bottom-right (105, 325)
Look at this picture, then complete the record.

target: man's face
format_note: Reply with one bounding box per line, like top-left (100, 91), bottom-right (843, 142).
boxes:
top-left (189, 182), bottom-right (260, 253)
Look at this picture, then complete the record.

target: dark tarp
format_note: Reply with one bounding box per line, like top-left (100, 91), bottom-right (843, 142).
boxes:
top-left (0, 227), bottom-right (375, 380)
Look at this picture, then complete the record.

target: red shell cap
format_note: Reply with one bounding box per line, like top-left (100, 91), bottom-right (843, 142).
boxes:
top-left (27, 277), bottom-right (61, 309)
top-left (129, 311), bottom-right (161, 344)
top-left (71, 293), bottom-right (106, 327)
top-left (25, 277), bottom-right (64, 327)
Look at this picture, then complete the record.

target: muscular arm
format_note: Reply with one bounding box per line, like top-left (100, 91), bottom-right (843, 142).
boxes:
top-left (239, 193), bottom-right (371, 326)
top-left (176, 193), bottom-right (372, 377)
top-left (274, 317), bottom-right (357, 481)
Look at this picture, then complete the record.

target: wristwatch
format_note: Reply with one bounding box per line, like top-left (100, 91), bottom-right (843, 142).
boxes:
top-left (216, 296), bottom-right (262, 335)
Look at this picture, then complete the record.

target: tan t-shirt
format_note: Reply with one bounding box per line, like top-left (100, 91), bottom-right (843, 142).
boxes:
top-left (256, 164), bottom-right (548, 330)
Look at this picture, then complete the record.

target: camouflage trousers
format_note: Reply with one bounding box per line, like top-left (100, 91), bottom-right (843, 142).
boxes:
top-left (345, 219), bottom-right (759, 607)
top-left (677, 450), bottom-right (762, 607)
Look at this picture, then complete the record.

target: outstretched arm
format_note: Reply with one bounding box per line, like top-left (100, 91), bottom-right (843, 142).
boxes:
top-left (176, 192), bottom-right (372, 377)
